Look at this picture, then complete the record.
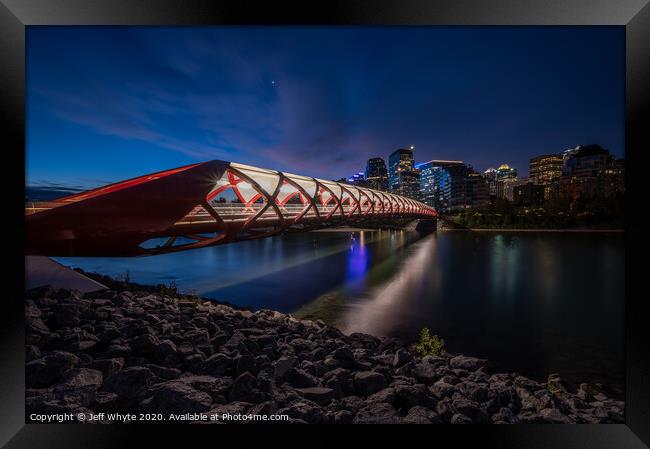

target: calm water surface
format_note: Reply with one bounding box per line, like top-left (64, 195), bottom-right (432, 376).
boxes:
top-left (56, 230), bottom-right (625, 398)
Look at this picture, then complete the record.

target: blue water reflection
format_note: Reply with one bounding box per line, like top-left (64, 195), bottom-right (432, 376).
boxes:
top-left (55, 230), bottom-right (624, 398)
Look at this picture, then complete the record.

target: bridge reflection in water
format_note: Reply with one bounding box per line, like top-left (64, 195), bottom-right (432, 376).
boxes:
top-left (26, 160), bottom-right (436, 257)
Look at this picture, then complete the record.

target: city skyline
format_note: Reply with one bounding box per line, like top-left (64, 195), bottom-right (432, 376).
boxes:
top-left (27, 26), bottom-right (624, 190)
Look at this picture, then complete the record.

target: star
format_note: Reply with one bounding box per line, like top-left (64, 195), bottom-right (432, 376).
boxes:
top-left (271, 80), bottom-right (276, 86)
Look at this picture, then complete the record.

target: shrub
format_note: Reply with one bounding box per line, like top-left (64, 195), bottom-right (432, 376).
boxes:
top-left (415, 327), bottom-right (445, 357)
top-left (158, 280), bottom-right (178, 297)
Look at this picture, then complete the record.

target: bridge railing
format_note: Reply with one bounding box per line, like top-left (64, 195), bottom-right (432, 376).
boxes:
top-left (26, 160), bottom-right (436, 256)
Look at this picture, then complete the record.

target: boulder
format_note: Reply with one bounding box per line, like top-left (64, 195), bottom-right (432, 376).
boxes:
top-left (26, 351), bottom-right (79, 387)
top-left (403, 405), bottom-right (441, 424)
top-left (413, 363), bottom-right (438, 384)
top-left (354, 371), bottom-right (388, 396)
top-left (273, 355), bottom-right (298, 379)
top-left (104, 366), bottom-right (156, 397)
top-left (235, 354), bottom-right (256, 375)
top-left (451, 397), bottom-right (489, 423)
top-left (140, 380), bottom-right (213, 414)
top-left (393, 349), bottom-right (413, 368)
top-left (353, 402), bottom-right (400, 424)
top-left (53, 368), bottom-right (103, 407)
top-left (89, 358), bottom-right (125, 378)
top-left (184, 354), bottom-right (206, 373)
top-left (153, 340), bottom-right (179, 366)
top-left (229, 372), bottom-right (266, 403)
top-left (458, 381), bottom-right (489, 403)
top-left (393, 384), bottom-right (437, 410)
top-left (332, 346), bottom-right (354, 362)
top-left (284, 368), bottom-right (317, 388)
top-left (449, 355), bottom-right (487, 372)
top-left (203, 353), bottom-right (232, 376)
top-left (295, 387), bottom-right (334, 405)
top-left (277, 401), bottom-right (326, 424)
top-left (129, 334), bottom-right (160, 356)
top-left (333, 410), bottom-right (354, 424)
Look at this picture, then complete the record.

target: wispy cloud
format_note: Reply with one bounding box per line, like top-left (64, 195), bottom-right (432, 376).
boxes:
top-left (27, 27), bottom-right (625, 182)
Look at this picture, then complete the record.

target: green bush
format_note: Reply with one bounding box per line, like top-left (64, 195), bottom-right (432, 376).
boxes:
top-left (415, 327), bottom-right (445, 357)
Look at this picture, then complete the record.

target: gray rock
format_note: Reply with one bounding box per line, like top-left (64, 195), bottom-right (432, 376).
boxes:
top-left (393, 349), bottom-right (413, 368)
top-left (210, 401), bottom-right (253, 417)
top-left (354, 371), bottom-right (388, 396)
top-left (458, 381), bottom-right (489, 403)
top-left (353, 402), bottom-right (400, 424)
top-left (53, 368), bottom-right (103, 407)
top-left (184, 353), bottom-right (206, 372)
top-left (229, 372), bottom-right (266, 403)
top-left (144, 364), bottom-right (182, 380)
top-left (93, 392), bottom-right (120, 413)
top-left (249, 401), bottom-right (278, 416)
top-left (367, 387), bottom-right (396, 404)
top-left (89, 358), bottom-right (125, 378)
top-left (450, 413), bottom-right (473, 424)
top-left (203, 353), bottom-right (232, 376)
top-left (277, 401), bottom-right (326, 424)
top-left (403, 405), bottom-right (441, 424)
top-left (413, 363), bottom-right (438, 384)
top-left (103, 343), bottom-right (132, 359)
top-left (332, 346), bottom-right (354, 361)
top-left (273, 355), bottom-right (298, 379)
top-left (430, 380), bottom-right (456, 399)
top-left (333, 410), bottom-right (354, 424)
top-left (26, 351), bottom-right (80, 387)
top-left (104, 366), bottom-right (156, 397)
top-left (284, 368), bottom-right (317, 388)
top-left (539, 407), bottom-right (574, 424)
top-left (140, 380), bottom-right (213, 414)
top-left (295, 387), bottom-right (334, 405)
top-left (153, 340), bottom-right (179, 366)
top-left (129, 334), bottom-right (160, 356)
top-left (235, 354), bottom-right (256, 375)
top-left (26, 345), bottom-right (42, 362)
top-left (451, 397), bottom-right (489, 423)
top-left (393, 384), bottom-right (437, 410)
top-left (450, 355), bottom-right (487, 372)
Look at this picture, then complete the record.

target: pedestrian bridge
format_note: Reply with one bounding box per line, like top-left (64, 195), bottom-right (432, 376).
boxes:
top-left (26, 160), bottom-right (436, 256)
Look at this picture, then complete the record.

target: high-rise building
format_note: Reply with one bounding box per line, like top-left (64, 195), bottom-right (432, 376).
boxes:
top-left (513, 181), bottom-right (545, 207)
top-left (464, 171), bottom-right (490, 209)
top-left (365, 157), bottom-right (388, 191)
top-left (434, 163), bottom-right (488, 211)
top-left (388, 147), bottom-right (420, 200)
top-left (494, 164), bottom-right (518, 200)
top-left (530, 154), bottom-right (563, 200)
top-left (417, 160), bottom-right (464, 209)
top-left (483, 168), bottom-right (498, 198)
top-left (346, 171), bottom-right (368, 187)
top-left (530, 154), bottom-right (563, 184)
top-left (559, 144), bottom-right (622, 201)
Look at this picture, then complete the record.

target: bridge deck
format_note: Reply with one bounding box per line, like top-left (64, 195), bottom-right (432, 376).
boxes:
top-left (26, 160), bottom-right (436, 256)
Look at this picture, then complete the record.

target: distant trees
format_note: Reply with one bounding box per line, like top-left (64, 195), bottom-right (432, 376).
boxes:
top-left (451, 193), bottom-right (623, 229)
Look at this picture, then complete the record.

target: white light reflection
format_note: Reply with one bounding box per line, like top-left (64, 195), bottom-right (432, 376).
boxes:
top-left (339, 234), bottom-right (436, 336)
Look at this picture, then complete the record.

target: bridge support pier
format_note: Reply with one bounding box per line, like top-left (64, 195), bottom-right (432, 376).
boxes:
top-left (414, 218), bottom-right (438, 233)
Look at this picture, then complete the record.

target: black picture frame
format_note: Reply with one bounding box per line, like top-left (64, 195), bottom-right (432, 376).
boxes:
top-left (2, 0), bottom-right (649, 447)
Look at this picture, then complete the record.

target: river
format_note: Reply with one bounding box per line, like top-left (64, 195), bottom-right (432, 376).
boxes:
top-left (55, 229), bottom-right (625, 398)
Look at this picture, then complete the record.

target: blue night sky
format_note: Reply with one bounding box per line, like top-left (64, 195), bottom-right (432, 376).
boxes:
top-left (27, 26), bottom-right (624, 189)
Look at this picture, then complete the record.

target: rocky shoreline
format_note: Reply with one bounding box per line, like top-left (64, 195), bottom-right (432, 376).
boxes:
top-left (25, 277), bottom-right (625, 424)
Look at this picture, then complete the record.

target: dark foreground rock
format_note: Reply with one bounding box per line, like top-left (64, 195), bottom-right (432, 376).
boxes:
top-left (25, 283), bottom-right (625, 424)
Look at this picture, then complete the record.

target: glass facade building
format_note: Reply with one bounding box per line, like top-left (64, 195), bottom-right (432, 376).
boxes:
top-left (530, 154), bottom-right (563, 200)
top-left (388, 147), bottom-right (420, 200)
top-left (417, 160), bottom-right (464, 210)
top-left (365, 157), bottom-right (388, 191)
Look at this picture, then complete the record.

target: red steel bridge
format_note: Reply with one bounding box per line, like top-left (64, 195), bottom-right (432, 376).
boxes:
top-left (26, 160), bottom-right (437, 257)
